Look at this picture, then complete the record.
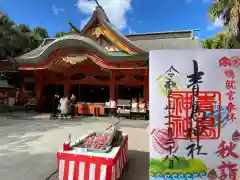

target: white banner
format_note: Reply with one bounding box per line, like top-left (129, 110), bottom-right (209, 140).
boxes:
top-left (149, 50), bottom-right (240, 180)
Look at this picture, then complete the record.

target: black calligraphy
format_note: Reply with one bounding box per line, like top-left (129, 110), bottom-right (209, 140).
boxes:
top-left (163, 66), bottom-right (180, 168)
top-left (185, 60), bottom-right (207, 158)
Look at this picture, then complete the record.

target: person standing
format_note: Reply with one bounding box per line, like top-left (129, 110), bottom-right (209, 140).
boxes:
top-left (60, 96), bottom-right (69, 119)
top-left (69, 94), bottom-right (76, 118)
top-left (51, 94), bottom-right (60, 119)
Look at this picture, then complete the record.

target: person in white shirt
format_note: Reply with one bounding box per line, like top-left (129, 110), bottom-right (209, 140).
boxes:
top-left (60, 96), bottom-right (69, 119)
top-left (109, 100), bottom-right (116, 116)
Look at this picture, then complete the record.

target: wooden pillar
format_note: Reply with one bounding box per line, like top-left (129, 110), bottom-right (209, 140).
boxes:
top-left (35, 71), bottom-right (43, 105)
top-left (143, 69), bottom-right (149, 103)
top-left (64, 83), bottom-right (70, 97)
top-left (110, 71), bottom-right (116, 101)
top-left (64, 74), bottom-right (70, 97)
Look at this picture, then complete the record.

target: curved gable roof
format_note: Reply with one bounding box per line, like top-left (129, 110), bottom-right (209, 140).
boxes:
top-left (79, 7), bottom-right (145, 53)
top-left (15, 35), bottom-right (148, 65)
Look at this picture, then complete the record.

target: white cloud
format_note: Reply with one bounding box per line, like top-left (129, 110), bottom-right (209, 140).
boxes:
top-left (52, 4), bottom-right (65, 15)
top-left (77, 0), bottom-right (132, 30)
top-left (128, 27), bottom-right (136, 34)
top-left (207, 17), bottom-right (224, 31)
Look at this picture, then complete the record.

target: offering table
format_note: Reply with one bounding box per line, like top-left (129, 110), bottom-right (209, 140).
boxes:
top-left (57, 134), bottom-right (128, 180)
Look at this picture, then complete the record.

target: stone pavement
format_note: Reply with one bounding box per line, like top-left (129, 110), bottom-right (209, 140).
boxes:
top-left (0, 113), bottom-right (149, 180)
top-left (48, 119), bottom-right (149, 180)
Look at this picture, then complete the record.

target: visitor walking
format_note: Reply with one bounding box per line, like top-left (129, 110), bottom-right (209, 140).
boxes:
top-left (60, 96), bottom-right (69, 119)
top-left (51, 94), bottom-right (60, 119)
top-left (69, 94), bottom-right (76, 118)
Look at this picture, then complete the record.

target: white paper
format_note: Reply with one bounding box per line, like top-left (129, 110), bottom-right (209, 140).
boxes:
top-left (149, 50), bottom-right (240, 180)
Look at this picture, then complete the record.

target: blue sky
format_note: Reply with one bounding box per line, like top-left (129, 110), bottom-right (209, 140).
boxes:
top-left (0, 0), bottom-right (223, 39)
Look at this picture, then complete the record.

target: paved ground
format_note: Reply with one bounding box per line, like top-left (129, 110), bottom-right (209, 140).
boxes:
top-left (0, 112), bottom-right (149, 180)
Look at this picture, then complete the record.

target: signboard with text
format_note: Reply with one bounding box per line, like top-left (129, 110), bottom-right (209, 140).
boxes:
top-left (149, 50), bottom-right (240, 180)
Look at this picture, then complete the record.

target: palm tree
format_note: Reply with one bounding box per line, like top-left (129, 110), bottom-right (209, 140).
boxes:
top-left (202, 38), bottom-right (214, 49)
top-left (208, 0), bottom-right (240, 39)
top-left (202, 31), bottom-right (234, 49)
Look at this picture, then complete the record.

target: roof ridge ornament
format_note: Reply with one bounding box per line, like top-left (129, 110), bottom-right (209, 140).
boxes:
top-left (68, 21), bottom-right (81, 34)
top-left (93, 0), bottom-right (110, 22)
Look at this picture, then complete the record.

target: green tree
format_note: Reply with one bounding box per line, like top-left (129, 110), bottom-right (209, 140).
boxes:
top-left (13, 24), bottom-right (31, 33)
top-left (202, 32), bottom-right (234, 49)
top-left (55, 32), bottom-right (68, 37)
top-left (0, 12), bottom-right (29, 59)
top-left (0, 11), bottom-right (49, 59)
top-left (0, 11), bottom-right (14, 26)
top-left (0, 11), bottom-right (50, 87)
top-left (33, 26), bottom-right (48, 38)
top-left (202, 38), bottom-right (215, 49)
top-left (208, 0), bottom-right (240, 40)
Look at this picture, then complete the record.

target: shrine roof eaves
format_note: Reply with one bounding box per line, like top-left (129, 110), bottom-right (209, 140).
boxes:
top-left (79, 7), bottom-right (145, 53)
top-left (15, 35), bottom-right (148, 65)
top-left (130, 38), bottom-right (201, 51)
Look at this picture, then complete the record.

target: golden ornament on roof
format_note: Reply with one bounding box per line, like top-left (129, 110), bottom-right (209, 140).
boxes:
top-left (92, 27), bottom-right (103, 38)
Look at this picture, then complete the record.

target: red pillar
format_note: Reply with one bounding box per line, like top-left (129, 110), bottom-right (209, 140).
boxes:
top-left (35, 71), bottom-right (43, 105)
top-left (64, 74), bottom-right (70, 97)
top-left (144, 69), bottom-right (149, 103)
top-left (64, 83), bottom-right (70, 97)
top-left (110, 71), bottom-right (116, 101)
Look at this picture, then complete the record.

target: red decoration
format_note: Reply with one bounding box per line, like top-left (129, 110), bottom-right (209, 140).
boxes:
top-left (197, 92), bottom-right (217, 112)
top-left (151, 128), bottom-right (179, 154)
top-left (226, 80), bottom-right (236, 89)
top-left (226, 91), bottom-right (235, 101)
top-left (63, 142), bottom-right (71, 151)
top-left (52, 52), bottom-right (57, 57)
top-left (227, 102), bottom-right (236, 113)
top-left (168, 91), bottom-right (221, 140)
top-left (232, 130), bottom-right (240, 142)
top-left (57, 136), bottom-right (128, 180)
top-left (219, 57), bottom-right (231, 67)
top-left (218, 161), bottom-right (238, 180)
top-left (216, 140), bottom-right (239, 158)
top-left (224, 69), bottom-right (235, 78)
top-left (231, 57), bottom-right (240, 67)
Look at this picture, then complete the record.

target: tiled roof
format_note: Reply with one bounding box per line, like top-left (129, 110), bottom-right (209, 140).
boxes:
top-left (15, 35), bottom-right (148, 64)
top-left (130, 38), bottom-right (201, 51)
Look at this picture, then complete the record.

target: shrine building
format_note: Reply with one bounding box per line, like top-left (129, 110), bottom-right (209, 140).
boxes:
top-left (14, 7), bottom-right (201, 111)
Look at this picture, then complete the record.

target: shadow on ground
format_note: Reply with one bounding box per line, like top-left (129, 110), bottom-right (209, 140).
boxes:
top-left (0, 115), bottom-right (122, 180)
top-left (48, 150), bottom-right (149, 180)
top-left (120, 150), bottom-right (149, 180)
top-left (0, 117), bottom-right (117, 155)
top-left (0, 150), bottom-right (58, 180)
top-left (0, 113), bottom-right (149, 180)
